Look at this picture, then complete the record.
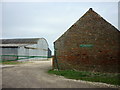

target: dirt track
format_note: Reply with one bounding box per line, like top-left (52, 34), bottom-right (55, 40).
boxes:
top-left (2, 60), bottom-right (118, 88)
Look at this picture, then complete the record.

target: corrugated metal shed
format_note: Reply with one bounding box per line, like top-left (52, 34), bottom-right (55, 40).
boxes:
top-left (0, 38), bottom-right (51, 61)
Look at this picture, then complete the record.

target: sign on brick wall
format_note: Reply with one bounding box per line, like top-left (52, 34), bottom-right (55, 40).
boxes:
top-left (80, 44), bottom-right (93, 47)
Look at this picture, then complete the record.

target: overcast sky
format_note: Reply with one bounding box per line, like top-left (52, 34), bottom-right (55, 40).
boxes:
top-left (1, 1), bottom-right (119, 55)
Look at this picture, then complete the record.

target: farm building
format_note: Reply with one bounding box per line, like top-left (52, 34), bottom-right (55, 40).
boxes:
top-left (0, 38), bottom-right (51, 61)
top-left (53, 8), bottom-right (120, 73)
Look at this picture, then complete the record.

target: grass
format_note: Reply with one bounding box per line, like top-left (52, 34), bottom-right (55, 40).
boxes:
top-left (0, 61), bottom-right (28, 65)
top-left (48, 70), bottom-right (120, 86)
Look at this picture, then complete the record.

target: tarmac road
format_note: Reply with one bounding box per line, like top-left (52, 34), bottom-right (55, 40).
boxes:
top-left (2, 60), bottom-right (119, 88)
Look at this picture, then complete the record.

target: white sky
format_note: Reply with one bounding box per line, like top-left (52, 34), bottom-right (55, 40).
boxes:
top-left (0, 1), bottom-right (119, 55)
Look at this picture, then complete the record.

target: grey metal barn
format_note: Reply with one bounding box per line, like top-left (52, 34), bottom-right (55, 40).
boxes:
top-left (0, 38), bottom-right (51, 61)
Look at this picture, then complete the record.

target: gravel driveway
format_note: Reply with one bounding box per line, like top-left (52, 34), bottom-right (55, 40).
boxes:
top-left (2, 60), bottom-right (119, 88)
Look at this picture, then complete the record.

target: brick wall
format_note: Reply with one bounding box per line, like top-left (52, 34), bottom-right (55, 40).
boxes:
top-left (54, 8), bottom-right (120, 73)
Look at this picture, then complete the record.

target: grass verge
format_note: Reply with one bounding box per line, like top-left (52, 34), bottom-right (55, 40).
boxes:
top-left (48, 70), bottom-right (120, 86)
top-left (0, 61), bottom-right (28, 65)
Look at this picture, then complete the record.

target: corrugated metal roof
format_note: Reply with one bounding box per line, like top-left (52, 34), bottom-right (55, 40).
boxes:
top-left (0, 44), bottom-right (28, 47)
top-left (0, 38), bottom-right (40, 44)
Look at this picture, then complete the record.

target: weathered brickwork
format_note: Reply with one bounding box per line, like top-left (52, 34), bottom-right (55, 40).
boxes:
top-left (53, 8), bottom-right (120, 73)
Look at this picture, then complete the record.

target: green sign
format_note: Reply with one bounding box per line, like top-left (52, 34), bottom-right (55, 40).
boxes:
top-left (80, 44), bottom-right (93, 47)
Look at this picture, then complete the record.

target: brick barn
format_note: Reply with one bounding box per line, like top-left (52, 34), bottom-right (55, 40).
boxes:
top-left (53, 8), bottom-right (120, 73)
